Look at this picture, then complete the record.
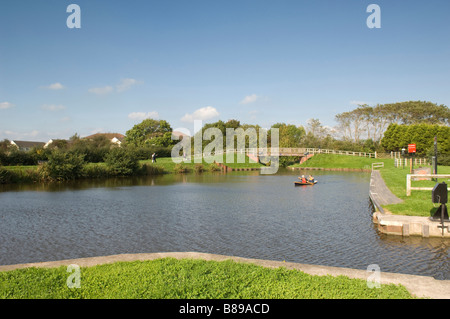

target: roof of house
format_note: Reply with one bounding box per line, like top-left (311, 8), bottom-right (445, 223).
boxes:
top-left (11, 140), bottom-right (46, 148)
top-left (83, 133), bottom-right (125, 141)
top-left (172, 131), bottom-right (190, 138)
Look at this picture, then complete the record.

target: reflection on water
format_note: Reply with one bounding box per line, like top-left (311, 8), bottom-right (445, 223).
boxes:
top-left (0, 169), bottom-right (448, 280)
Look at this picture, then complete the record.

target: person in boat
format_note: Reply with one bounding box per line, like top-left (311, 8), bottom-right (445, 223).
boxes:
top-left (299, 175), bottom-right (307, 183)
top-left (307, 175), bottom-right (315, 183)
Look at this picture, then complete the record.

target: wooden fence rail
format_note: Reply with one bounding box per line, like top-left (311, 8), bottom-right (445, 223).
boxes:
top-left (406, 174), bottom-right (450, 196)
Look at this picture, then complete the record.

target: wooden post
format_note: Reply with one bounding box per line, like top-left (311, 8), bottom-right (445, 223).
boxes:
top-left (406, 174), bottom-right (411, 196)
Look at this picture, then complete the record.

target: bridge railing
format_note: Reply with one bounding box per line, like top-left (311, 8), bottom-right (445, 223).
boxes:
top-left (305, 148), bottom-right (377, 158)
top-left (191, 147), bottom-right (376, 158)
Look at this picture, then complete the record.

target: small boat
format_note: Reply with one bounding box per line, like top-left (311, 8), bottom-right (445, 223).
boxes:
top-left (294, 180), bottom-right (317, 186)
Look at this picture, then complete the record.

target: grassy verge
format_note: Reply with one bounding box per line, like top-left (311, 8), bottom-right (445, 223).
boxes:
top-left (0, 258), bottom-right (415, 299)
top-left (289, 153), bottom-right (391, 170)
top-left (290, 153), bottom-right (450, 217)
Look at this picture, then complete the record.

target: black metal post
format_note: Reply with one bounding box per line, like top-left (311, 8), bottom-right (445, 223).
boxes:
top-left (434, 136), bottom-right (438, 181)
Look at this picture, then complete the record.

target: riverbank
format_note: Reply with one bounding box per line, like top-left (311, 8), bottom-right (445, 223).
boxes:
top-left (3, 252), bottom-right (447, 299)
top-left (0, 154), bottom-right (265, 184)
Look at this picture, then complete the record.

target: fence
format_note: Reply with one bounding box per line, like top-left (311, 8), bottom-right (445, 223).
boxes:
top-left (394, 157), bottom-right (429, 168)
top-left (406, 174), bottom-right (450, 196)
top-left (190, 147), bottom-right (377, 158)
top-left (372, 162), bottom-right (384, 171)
top-left (304, 148), bottom-right (377, 158)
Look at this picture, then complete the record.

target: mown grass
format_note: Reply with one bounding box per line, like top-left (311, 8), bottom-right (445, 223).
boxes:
top-left (290, 153), bottom-right (450, 217)
top-left (289, 153), bottom-right (391, 170)
top-left (0, 258), bottom-right (415, 299)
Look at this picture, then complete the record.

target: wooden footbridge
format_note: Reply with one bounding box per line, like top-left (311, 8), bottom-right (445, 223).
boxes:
top-left (211, 148), bottom-right (377, 158)
top-left (188, 148), bottom-right (377, 163)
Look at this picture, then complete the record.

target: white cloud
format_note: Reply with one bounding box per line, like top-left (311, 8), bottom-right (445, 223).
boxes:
top-left (240, 94), bottom-right (259, 105)
top-left (41, 104), bottom-right (66, 111)
top-left (42, 82), bottom-right (64, 90)
top-left (116, 78), bottom-right (139, 93)
top-left (89, 78), bottom-right (140, 95)
top-left (181, 106), bottom-right (220, 123)
top-left (0, 102), bottom-right (14, 109)
top-left (88, 86), bottom-right (114, 95)
top-left (128, 111), bottom-right (160, 121)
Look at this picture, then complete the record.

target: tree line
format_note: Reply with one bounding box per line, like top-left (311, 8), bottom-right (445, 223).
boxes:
top-left (1, 100), bottom-right (449, 168)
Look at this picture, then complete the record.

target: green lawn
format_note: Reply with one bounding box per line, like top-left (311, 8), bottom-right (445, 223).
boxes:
top-left (0, 258), bottom-right (415, 299)
top-left (289, 153), bottom-right (391, 170)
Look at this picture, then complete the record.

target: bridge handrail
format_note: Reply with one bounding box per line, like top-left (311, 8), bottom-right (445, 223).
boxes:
top-left (192, 147), bottom-right (377, 158)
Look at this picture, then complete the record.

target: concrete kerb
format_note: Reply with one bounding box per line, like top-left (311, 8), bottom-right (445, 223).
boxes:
top-left (1, 252), bottom-right (449, 299)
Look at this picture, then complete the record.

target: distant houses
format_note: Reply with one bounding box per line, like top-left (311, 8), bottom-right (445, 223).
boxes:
top-left (10, 140), bottom-right (46, 151)
top-left (8, 133), bottom-right (125, 151)
top-left (82, 133), bottom-right (126, 146)
top-left (7, 132), bottom-right (186, 151)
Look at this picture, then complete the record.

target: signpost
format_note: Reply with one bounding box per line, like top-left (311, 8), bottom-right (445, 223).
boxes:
top-left (408, 144), bottom-right (416, 173)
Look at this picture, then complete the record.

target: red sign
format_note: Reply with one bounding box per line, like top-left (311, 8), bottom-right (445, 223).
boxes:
top-left (408, 144), bottom-right (416, 153)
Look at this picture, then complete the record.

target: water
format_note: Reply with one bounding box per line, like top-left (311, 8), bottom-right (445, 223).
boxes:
top-left (0, 170), bottom-right (448, 280)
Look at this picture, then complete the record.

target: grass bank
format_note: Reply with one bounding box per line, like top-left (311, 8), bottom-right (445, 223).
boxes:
top-left (0, 258), bottom-right (415, 299)
top-left (289, 153), bottom-right (391, 170)
top-left (289, 153), bottom-right (450, 217)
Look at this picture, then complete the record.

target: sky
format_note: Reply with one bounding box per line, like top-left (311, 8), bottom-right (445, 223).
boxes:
top-left (1, 0), bottom-right (450, 141)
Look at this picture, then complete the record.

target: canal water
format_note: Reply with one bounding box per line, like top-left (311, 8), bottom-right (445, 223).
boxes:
top-left (0, 170), bottom-right (448, 280)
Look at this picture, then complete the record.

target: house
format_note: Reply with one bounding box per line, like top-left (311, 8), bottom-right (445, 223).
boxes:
top-left (43, 139), bottom-right (69, 149)
top-left (83, 133), bottom-right (126, 146)
top-left (10, 140), bottom-right (46, 151)
top-left (172, 131), bottom-right (190, 140)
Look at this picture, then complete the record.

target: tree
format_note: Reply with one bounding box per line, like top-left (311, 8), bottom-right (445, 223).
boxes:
top-left (335, 101), bottom-right (450, 145)
top-left (125, 118), bottom-right (173, 147)
top-left (271, 123), bottom-right (305, 148)
top-left (381, 123), bottom-right (450, 157)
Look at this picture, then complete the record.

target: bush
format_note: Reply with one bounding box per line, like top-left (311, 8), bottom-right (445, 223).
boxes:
top-left (174, 163), bottom-right (189, 173)
top-left (140, 163), bottom-right (165, 175)
top-left (82, 164), bottom-right (111, 179)
top-left (104, 147), bottom-right (139, 176)
top-left (126, 146), bottom-right (172, 160)
top-left (0, 167), bottom-right (13, 184)
top-left (40, 151), bottom-right (86, 181)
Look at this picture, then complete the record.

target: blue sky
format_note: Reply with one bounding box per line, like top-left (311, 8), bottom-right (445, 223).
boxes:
top-left (1, 0), bottom-right (450, 141)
